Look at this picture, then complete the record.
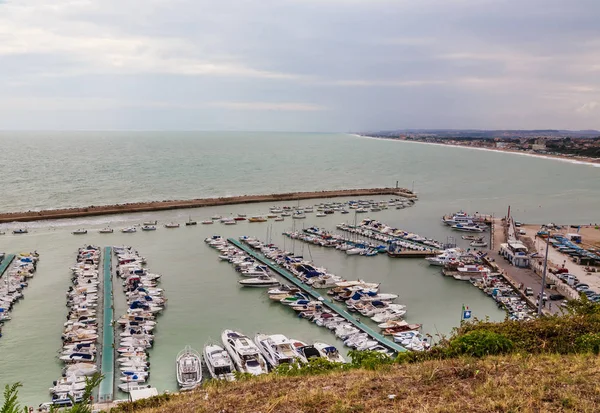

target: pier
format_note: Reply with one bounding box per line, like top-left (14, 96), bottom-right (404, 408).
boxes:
top-left (227, 238), bottom-right (406, 353)
top-left (0, 254), bottom-right (15, 277)
top-left (336, 224), bottom-right (443, 252)
top-left (98, 247), bottom-right (114, 402)
top-left (0, 187), bottom-right (417, 223)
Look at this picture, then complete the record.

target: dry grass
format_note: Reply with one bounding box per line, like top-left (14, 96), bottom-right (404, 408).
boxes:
top-left (115, 354), bottom-right (600, 413)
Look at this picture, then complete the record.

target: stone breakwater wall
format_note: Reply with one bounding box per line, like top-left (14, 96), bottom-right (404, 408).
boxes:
top-left (0, 187), bottom-right (417, 223)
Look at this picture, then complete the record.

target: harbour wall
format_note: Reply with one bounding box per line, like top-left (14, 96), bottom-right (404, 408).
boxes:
top-left (0, 187), bottom-right (416, 223)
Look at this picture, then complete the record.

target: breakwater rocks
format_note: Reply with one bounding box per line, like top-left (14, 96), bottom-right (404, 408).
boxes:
top-left (0, 187), bottom-right (416, 223)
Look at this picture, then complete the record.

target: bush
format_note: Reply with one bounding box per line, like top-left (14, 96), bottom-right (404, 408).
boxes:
top-left (575, 333), bottom-right (600, 354)
top-left (449, 330), bottom-right (514, 357)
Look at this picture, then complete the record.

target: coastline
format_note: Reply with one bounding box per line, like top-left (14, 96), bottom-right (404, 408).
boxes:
top-left (356, 135), bottom-right (600, 168)
top-left (0, 187), bottom-right (416, 223)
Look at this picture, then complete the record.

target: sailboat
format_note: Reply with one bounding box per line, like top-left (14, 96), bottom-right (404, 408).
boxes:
top-left (185, 216), bottom-right (197, 226)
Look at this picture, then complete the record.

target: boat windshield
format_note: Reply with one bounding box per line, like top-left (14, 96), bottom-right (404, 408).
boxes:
top-left (214, 366), bottom-right (232, 375)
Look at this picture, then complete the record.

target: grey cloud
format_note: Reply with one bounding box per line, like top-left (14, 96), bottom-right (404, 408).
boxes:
top-left (0, 0), bottom-right (598, 130)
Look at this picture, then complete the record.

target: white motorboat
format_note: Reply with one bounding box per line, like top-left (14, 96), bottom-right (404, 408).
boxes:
top-left (221, 330), bottom-right (268, 375)
top-left (202, 220), bottom-right (214, 225)
top-left (316, 213), bottom-right (326, 217)
top-left (142, 220), bottom-right (157, 226)
top-left (203, 343), bottom-right (236, 381)
top-left (165, 222), bottom-right (180, 228)
top-left (254, 333), bottom-right (307, 368)
top-left (99, 227), bottom-right (114, 234)
top-left (425, 248), bottom-right (463, 266)
top-left (238, 276), bottom-right (280, 287)
top-left (470, 240), bottom-right (488, 247)
top-left (371, 307), bottom-right (407, 323)
top-left (141, 225), bottom-right (156, 231)
top-left (121, 227), bottom-right (137, 233)
top-left (442, 211), bottom-right (476, 226)
top-left (451, 224), bottom-right (485, 233)
top-left (176, 346), bottom-right (202, 390)
top-left (72, 229), bottom-right (87, 235)
top-left (313, 342), bottom-right (346, 363)
top-left (292, 212), bottom-right (306, 219)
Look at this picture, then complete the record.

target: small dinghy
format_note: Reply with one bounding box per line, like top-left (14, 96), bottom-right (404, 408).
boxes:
top-left (176, 345), bottom-right (202, 390)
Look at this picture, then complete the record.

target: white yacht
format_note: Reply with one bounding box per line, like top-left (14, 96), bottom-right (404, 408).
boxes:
top-left (425, 248), bottom-right (463, 266)
top-left (165, 222), bottom-right (180, 228)
top-left (175, 346), bottom-right (202, 391)
top-left (442, 211), bottom-right (476, 226)
top-left (98, 228), bottom-right (113, 234)
top-left (313, 342), bottom-right (346, 363)
top-left (203, 343), bottom-right (236, 381)
top-left (72, 229), bottom-right (87, 235)
top-left (254, 333), bottom-right (307, 368)
top-left (238, 276), bottom-right (280, 287)
top-left (221, 330), bottom-right (268, 375)
top-left (451, 224), bottom-right (485, 233)
top-left (121, 227), bottom-right (136, 233)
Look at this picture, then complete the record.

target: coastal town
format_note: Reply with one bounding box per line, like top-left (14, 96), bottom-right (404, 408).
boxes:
top-left (362, 130), bottom-right (600, 162)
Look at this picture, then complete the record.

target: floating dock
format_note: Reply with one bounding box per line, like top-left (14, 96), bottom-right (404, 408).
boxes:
top-left (228, 238), bottom-right (406, 353)
top-left (337, 224), bottom-right (442, 252)
top-left (0, 254), bottom-right (16, 277)
top-left (98, 247), bottom-right (114, 402)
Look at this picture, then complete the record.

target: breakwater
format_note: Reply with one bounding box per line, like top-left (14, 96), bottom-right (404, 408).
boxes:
top-left (0, 188), bottom-right (416, 223)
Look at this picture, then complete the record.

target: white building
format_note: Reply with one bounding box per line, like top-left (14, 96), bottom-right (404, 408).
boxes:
top-left (500, 240), bottom-right (530, 268)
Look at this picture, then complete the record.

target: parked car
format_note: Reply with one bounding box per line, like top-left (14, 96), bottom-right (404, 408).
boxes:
top-left (549, 294), bottom-right (565, 301)
top-left (524, 287), bottom-right (534, 296)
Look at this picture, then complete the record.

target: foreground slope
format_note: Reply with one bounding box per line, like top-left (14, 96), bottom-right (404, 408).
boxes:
top-left (118, 353), bottom-right (600, 413)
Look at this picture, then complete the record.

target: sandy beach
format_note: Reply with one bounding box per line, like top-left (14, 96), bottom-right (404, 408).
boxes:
top-left (0, 187), bottom-right (416, 223)
top-left (357, 135), bottom-right (600, 168)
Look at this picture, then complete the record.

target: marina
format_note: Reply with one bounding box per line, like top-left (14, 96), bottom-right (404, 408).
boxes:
top-left (0, 253), bottom-right (39, 333)
top-left (1, 130), bottom-right (596, 406)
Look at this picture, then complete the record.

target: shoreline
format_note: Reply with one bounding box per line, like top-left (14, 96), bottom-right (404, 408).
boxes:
top-left (0, 187), bottom-right (416, 224)
top-left (356, 135), bottom-right (600, 167)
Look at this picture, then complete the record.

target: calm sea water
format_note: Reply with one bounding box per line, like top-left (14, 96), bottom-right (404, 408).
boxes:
top-left (0, 132), bottom-right (598, 407)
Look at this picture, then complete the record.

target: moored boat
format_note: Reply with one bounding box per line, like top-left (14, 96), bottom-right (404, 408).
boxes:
top-left (203, 343), bottom-right (236, 381)
top-left (221, 330), bottom-right (268, 375)
top-left (176, 346), bottom-right (202, 391)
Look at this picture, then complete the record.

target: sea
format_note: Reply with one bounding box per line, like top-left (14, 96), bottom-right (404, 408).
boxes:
top-left (0, 131), bottom-right (598, 407)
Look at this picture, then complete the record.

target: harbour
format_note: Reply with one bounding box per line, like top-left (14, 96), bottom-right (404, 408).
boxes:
top-left (0, 132), bottom-right (598, 407)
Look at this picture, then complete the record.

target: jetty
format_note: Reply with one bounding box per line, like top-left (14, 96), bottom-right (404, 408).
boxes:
top-left (336, 223), bottom-right (443, 252)
top-left (227, 238), bottom-right (406, 353)
top-left (387, 250), bottom-right (438, 258)
top-left (98, 247), bottom-right (114, 402)
top-left (0, 187), bottom-right (417, 223)
top-left (0, 254), bottom-right (15, 277)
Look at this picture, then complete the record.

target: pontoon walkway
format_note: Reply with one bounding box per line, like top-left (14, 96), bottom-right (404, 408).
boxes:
top-left (227, 238), bottom-right (406, 353)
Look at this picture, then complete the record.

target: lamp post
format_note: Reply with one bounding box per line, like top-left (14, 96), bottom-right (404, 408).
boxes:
top-left (537, 235), bottom-right (550, 316)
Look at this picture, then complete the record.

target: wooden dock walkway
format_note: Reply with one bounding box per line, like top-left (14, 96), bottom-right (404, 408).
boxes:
top-left (227, 238), bottom-right (406, 353)
top-left (98, 247), bottom-right (114, 402)
top-left (0, 254), bottom-right (15, 277)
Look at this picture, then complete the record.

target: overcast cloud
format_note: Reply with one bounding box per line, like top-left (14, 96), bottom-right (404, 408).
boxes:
top-left (0, 0), bottom-right (599, 131)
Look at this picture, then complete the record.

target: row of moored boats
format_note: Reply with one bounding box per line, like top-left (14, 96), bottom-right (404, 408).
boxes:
top-left (206, 235), bottom-right (429, 352)
top-left (175, 330), bottom-right (347, 391)
top-left (49, 246), bottom-right (101, 405)
top-left (0, 252), bottom-right (39, 336)
top-left (114, 246), bottom-right (166, 393)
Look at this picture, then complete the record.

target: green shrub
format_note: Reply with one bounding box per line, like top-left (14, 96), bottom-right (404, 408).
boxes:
top-left (449, 330), bottom-right (514, 357)
top-left (575, 333), bottom-right (600, 354)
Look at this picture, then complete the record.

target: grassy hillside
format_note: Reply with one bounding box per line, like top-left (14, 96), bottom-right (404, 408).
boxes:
top-left (116, 354), bottom-right (600, 413)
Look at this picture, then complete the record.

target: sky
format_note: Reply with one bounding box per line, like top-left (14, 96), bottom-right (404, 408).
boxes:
top-left (0, 0), bottom-right (599, 131)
